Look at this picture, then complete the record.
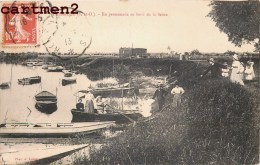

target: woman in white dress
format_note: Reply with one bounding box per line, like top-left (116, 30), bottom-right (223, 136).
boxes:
top-left (244, 60), bottom-right (255, 81)
top-left (84, 89), bottom-right (95, 113)
top-left (230, 54), bottom-right (244, 86)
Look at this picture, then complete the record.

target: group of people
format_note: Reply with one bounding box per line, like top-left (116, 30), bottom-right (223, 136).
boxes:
top-left (76, 89), bottom-right (106, 113)
top-left (201, 54), bottom-right (255, 86)
top-left (152, 54), bottom-right (256, 113)
top-left (152, 82), bottom-right (185, 113)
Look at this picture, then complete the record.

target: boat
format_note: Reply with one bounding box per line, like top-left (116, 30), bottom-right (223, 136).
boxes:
top-left (62, 69), bottom-right (72, 74)
top-left (42, 65), bottom-right (48, 69)
top-left (0, 82), bottom-right (10, 89)
top-left (71, 109), bottom-right (143, 124)
top-left (18, 76), bottom-right (41, 85)
top-left (35, 91), bottom-right (57, 113)
top-left (33, 61), bottom-right (44, 66)
top-left (0, 121), bottom-right (115, 137)
top-left (47, 66), bottom-right (64, 72)
top-left (26, 61), bottom-right (37, 67)
top-left (79, 83), bottom-right (136, 97)
top-left (62, 72), bottom-right (77, 86)
top-left (0, 65), bottom-right (13, 89)
top-left (0, 144), bottom-right (89, 165)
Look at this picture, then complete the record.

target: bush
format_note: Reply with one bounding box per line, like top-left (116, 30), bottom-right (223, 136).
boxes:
top-left (74, 78), bottom-right (259, 165)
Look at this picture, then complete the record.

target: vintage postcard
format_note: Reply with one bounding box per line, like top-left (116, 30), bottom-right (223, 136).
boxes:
top-left (0, 0), bottom-right (259, 164)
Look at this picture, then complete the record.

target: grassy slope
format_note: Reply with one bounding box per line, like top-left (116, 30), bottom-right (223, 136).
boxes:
top-left (73, 59), bottom-right (259, 165)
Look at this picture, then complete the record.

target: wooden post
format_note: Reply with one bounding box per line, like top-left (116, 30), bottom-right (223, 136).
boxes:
top-left (121, 88), bottom-right (124, 110)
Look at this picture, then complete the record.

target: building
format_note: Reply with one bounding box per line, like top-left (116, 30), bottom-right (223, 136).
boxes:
top-left (119, 47), bottom-right (147, 58)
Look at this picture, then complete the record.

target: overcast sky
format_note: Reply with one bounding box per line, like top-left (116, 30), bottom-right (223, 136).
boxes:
top-left (0, 0), bottom-right (255, 53)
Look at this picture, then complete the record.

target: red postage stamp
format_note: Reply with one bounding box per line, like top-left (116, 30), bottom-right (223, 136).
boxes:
top-left (2, 2), bottom-right (38, 46)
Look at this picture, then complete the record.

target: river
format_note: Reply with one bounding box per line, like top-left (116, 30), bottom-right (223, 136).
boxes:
top-left (0, 63), bottom-right (94, 123)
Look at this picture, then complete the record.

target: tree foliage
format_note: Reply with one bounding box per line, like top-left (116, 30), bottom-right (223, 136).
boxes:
top-left (190, 49), bottom-right (201, 55)
top-left (208, 1), bottom-right (260, 51)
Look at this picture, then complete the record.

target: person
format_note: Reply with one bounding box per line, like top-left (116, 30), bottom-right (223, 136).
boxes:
top-left (94, 96), bottom-right (105, 113)
top-left (76, 99), bottom-right (84, 111)
top-left (230, 54), bottom-right (244, 86)
top-left (200, 58), bottom-right (225, 78)
top-left (221, 62), bottom-right (229, 78)
top-left (152, 84), bottom-right (167, 113)
top-left (244, 60), bottom-right (255, 81)
top-left (84, 89), bottom-right (95, 113)
top-left (171, 83), bottom-right (185, 107)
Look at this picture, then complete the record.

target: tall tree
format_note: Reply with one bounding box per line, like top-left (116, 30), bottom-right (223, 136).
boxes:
top-left (208, 1), bottom-right (260, 52)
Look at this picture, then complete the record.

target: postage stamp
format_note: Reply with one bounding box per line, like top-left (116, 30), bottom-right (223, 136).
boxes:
top-left (2, 2), bottom-right (38, 46)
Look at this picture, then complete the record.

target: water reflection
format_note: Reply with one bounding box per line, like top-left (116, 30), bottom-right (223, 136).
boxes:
top-left (0, 63), bottom-right (93, 123)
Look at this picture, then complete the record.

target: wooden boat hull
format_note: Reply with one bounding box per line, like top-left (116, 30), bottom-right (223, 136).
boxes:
top-left (18, 76), bottom-right (41, 85)
top-left (35, 103), bottom-right (57, 114)
top-left (71, 109), bottom-right (143, 124)
top-left (91, 87), bottom-right (135, 97)
top-left (35, 91), bottom-right (57, 114)
top-left (0, 122), bottom-right (115, 137)
top-left (62, 78), bottom-right (77, 86)
top-left (0, 144), bottom-right (89, 165)
top-left (47, 66), bottom-right (64, 72)
top-left (0, 83), bottom-right (10, 89)
top-left (42, 65), bottom-right (48, 69)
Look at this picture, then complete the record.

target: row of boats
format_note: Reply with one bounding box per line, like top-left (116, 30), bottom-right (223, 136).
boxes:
top-left (0, 87), bottom-right (140, 137)
top-left (0, 86), bottom-right (141, 137)
top-left (0, 62), bottom-right (142, 137)
top-left (1, 86), bottom-right (140, 137)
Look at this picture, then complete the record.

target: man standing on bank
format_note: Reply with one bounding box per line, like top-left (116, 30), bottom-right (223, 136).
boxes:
top-left (152, 84), bottom-right (168, 113)
top-left (200, 58), bottom-right (225, 78)
top-left (171, 82), bottom-right (185, 107)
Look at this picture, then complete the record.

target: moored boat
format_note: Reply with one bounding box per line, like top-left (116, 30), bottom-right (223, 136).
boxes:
top-left (0, 121), bottom-right (115, 137)
top-left (18, 76), bottom-right (41, 85)
top-left (26, 61), bottom-right (37, 67)
top-left (0, 82), bottom-right (10, 89)
top-left (35, 91), bottom-right (57, 113)
top-left (47, 66), bottom-right (64, 72)
top-left (79, 84), bottom-right (136, 97)
top-left (0, 144), bottom-right (89, 165)
top-left (62, 72), bottom-right (77, 86)
top-left (71, 109), bottom-right (143, 124)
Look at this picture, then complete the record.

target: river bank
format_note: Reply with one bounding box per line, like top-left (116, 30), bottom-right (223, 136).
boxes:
top-left (1, 55), bottom-right (259, 164)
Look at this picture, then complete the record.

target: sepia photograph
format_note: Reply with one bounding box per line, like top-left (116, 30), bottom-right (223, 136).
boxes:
top-left (0, 0), bottom-right (259, 164)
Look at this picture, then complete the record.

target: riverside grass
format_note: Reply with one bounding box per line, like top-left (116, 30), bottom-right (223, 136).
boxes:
top-left (74, 78), bottom-right (259, 165)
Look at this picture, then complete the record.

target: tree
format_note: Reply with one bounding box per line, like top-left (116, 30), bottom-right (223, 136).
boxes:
top-left (224, 50), bottom-right (236, 56)
top-left (208, 1), bottom-right (260, 52)
top-left (190, 49), bottom-right (201, 55)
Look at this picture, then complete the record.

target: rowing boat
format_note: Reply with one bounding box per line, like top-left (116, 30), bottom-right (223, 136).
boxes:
top-left (0, 122), bottom-right (115, 137)
top-left (62, 72), bottom-right (77, 86)
top-left (47, 66), bottom-right (64, 72)
top-left (79, 84), bottom-right (136, 98)
top-left (35, 91), bottom-right (57, 113)
top-left (18, 76), bottom-right (41, 85)
top-left (0, 82), bottom-right (10, 89)
top-left (71, 109), bottom-right (143, 124)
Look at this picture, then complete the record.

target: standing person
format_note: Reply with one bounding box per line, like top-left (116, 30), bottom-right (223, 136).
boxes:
top-left (152, 84), bottom-right (167, 113)
top-left (171, 83), bottom-right (185, 107)
top-left (94, 96), bottom-right (105, 113)
top-left (221, 62), bottom-right (229, 78)
top-left (84, 89), bottom-right (95, 113)
top-left (76, 99), bottom-right (84, 111)
top-left (230, 54), bottom-right (244, 86)
top-left (244, 60), bottom-right (255, 81)
top-left (200, 58), bottom-right (225, 78)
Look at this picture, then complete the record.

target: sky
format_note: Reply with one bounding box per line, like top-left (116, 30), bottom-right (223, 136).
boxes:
top-left (0, 0), bottom-right (256, 53)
